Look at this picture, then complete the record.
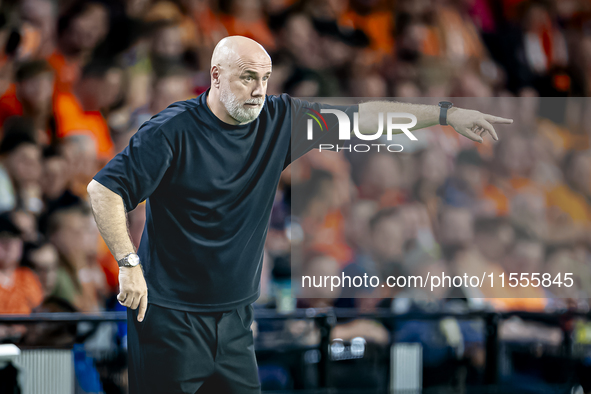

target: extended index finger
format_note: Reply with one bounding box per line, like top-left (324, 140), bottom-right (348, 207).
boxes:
top-left (483, 114), bottom-right (513, 124)
top-left (137, 295), bottom-right (148, 322)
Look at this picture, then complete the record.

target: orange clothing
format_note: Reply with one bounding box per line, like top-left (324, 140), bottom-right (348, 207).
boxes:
top-left (421, 28), bottom-right (441, 57)
top-left (340, 11), bottom-right (395, 57)
top-left (220, 16), bottom-right (276, 51)
top-left (0, 84), bottom-right (52, 143)
top-left (509, 176), bottom-right (534, 191)
top-left (435, 6), bottom-right (486, 62)
top-left (305, 210), bottom-right (353, 266)
top-left (482, 184), bottom-right (510, 216)
top-left (47, 51), bottom-right (82, 93)
top-left (0, 267), bottom-right (44, 314)
top-left (487, 297), bottom-right (547, 312)
top-left (53, 90), bottom-right (114, 161)
top-left (191, 7), bottom-right (227, 44)
top-left (546, 184), bottom-right (591, 224)
top-left (0, 84), bottom-right (23, 129)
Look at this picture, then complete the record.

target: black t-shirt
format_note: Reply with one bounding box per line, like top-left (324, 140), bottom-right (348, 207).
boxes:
top-left (93, 90), bottom-right (357, 311)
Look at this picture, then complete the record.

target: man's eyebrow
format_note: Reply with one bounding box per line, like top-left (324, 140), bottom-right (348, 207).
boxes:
top-left (241, 70), bottom-right (258, 76)
top-left (240, 69), bottom-right (272, 77)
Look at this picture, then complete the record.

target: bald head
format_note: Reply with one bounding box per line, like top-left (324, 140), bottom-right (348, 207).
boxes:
top-left (211, 36), bottom-right (271, 69)
top-left (207, 36), bottom-right (272, 125)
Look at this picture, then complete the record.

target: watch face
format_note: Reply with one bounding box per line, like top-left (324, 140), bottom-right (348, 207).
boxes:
top-left (128, 254), bottom-right (140, 266)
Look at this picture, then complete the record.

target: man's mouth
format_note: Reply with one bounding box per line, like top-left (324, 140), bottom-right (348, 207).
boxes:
top-left (244, 102), bottom-right (262, 107)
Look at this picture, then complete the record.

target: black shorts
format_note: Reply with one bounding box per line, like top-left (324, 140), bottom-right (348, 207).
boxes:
top-left (126, 303), bottom-right (261, 394)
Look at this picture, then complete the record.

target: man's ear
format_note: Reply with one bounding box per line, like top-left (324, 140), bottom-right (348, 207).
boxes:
top-left (211, 65), bottom-right (221, 88)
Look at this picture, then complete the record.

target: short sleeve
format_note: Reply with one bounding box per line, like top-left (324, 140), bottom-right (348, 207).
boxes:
top-left (93, 121), bottom-right (174, 212)
top-left (285, 97), bottom-right (358, 167)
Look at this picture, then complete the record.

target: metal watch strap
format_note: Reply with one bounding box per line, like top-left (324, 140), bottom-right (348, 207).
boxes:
top-left (118, 253), bottom-right (139, 267)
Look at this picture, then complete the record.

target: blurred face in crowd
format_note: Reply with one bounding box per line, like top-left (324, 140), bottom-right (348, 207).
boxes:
top-left (438, 207), bottom-right (474, 247)
top-left (64, 4), bottom-right (109, 52)
top-left (321, 36), bottom-right (353, 69)
top-left (29, 244), bottom-right (59, 296)
top-left (456, 162), bottom-right (484, 194)
top-left (17, 72), bottom-right (55, 113)
top-left (497, 136), bottom-right (532, 177)
top-left (126, 0), bottom-right (150, 18)
top-left (210, 37), bottom-right (271, 125)
top-left (360, 153), bottom-right (401, 198)
top-left (344, 200), bottom-right (378, 251)
top-left (567, 153), bottom-right (591, 195)
top-left (281, 14), bottom-right (322, 69)
top-left (0, 235), bottom-right (23, 270)
top-left (11, 210), bottom-right (38, 243)
top-left (507, 240), bottom-right (544, 275)
top-left (49, 211), bottom-right (87, 258)
top-left (20, 0), bottom-right (57, 47)
top-left (42, 155), bottom-right (69, 199)
top-left (350, 74), bottom-right (388, 97)
top-left (180, 0), bottom-right (209, 14)
top-left (474, 223), bottom-right (514, 262)
top-left (420, 148), bottom-right (449, 185)
top-left (152, 24), bottom-right (184, 59)
top-left (517, 91), bottom-right (539, 126)
top-left (5, 143), bottom-right (42, 186)
top-left (301, 254), bottom-right (341, 299)
top-left (230, 0), bottom-right (263, 21)
top-left (60, 135), bottom-right (98, 181)
top-left (523, 4), bottom-right (551, 33)
top-left (370, 214), bottom-right (405, 265)
top-left (151, 75), bottom-right (191, 114)
top-left (393, 81), bottom-right (422, 97)
top-left (545, 248), bottom-right (579, 296)
top-left (77, 67), bottom-right (123, 111)
top-left (510, 191), bottom-right (547, 237)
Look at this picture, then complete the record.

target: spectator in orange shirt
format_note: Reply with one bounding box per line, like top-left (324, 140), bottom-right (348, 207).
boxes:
top-left (0, 60), bottom-right (55, 144)
top-left (0, 212), bottom-right (44, 314)
top-left (54, 62), bottom-right (122, 163)
top-left (48, 1), bottom-right (109, 92)
top-left (339, 0), bottom-right (395, 59)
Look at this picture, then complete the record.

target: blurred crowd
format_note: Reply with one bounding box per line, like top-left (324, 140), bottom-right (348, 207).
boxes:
top-left (266, 96), bottom-right (591, 317)
top-left (284, 97), bottom-right (591, 316)
top-left (0, 0), bottom-right (588, 345)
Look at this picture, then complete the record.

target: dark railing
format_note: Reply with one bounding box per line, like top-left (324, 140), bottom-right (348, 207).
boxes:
top-left (1, 308), bottom-right (589, 393)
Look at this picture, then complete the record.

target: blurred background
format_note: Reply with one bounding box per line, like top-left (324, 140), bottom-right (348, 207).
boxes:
top-left (0, 0), bottom-right (591, 393)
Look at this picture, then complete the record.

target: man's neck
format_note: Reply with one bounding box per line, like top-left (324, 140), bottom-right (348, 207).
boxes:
top-left (206, 90), bottom-right (240, 125)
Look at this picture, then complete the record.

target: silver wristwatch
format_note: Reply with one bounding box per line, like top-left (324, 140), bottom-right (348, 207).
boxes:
top-left (117, 253), bottom-right (141, 268)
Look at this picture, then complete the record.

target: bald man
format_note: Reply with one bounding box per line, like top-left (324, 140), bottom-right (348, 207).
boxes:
top-left (87, 36), bottom-right (512, 393)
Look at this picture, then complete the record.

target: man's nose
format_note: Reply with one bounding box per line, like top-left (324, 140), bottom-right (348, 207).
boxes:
top-left (252, 80), bottom-right (265, 97)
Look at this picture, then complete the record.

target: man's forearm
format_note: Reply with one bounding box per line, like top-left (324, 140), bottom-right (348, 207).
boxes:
top-left (87, 180), bottom-right (136, 262)
top-left (358, 101), bottom-right (459, 134)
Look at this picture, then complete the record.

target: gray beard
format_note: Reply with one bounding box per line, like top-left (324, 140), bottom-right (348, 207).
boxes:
top-left (220, 85), bottom-right (264, 124)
